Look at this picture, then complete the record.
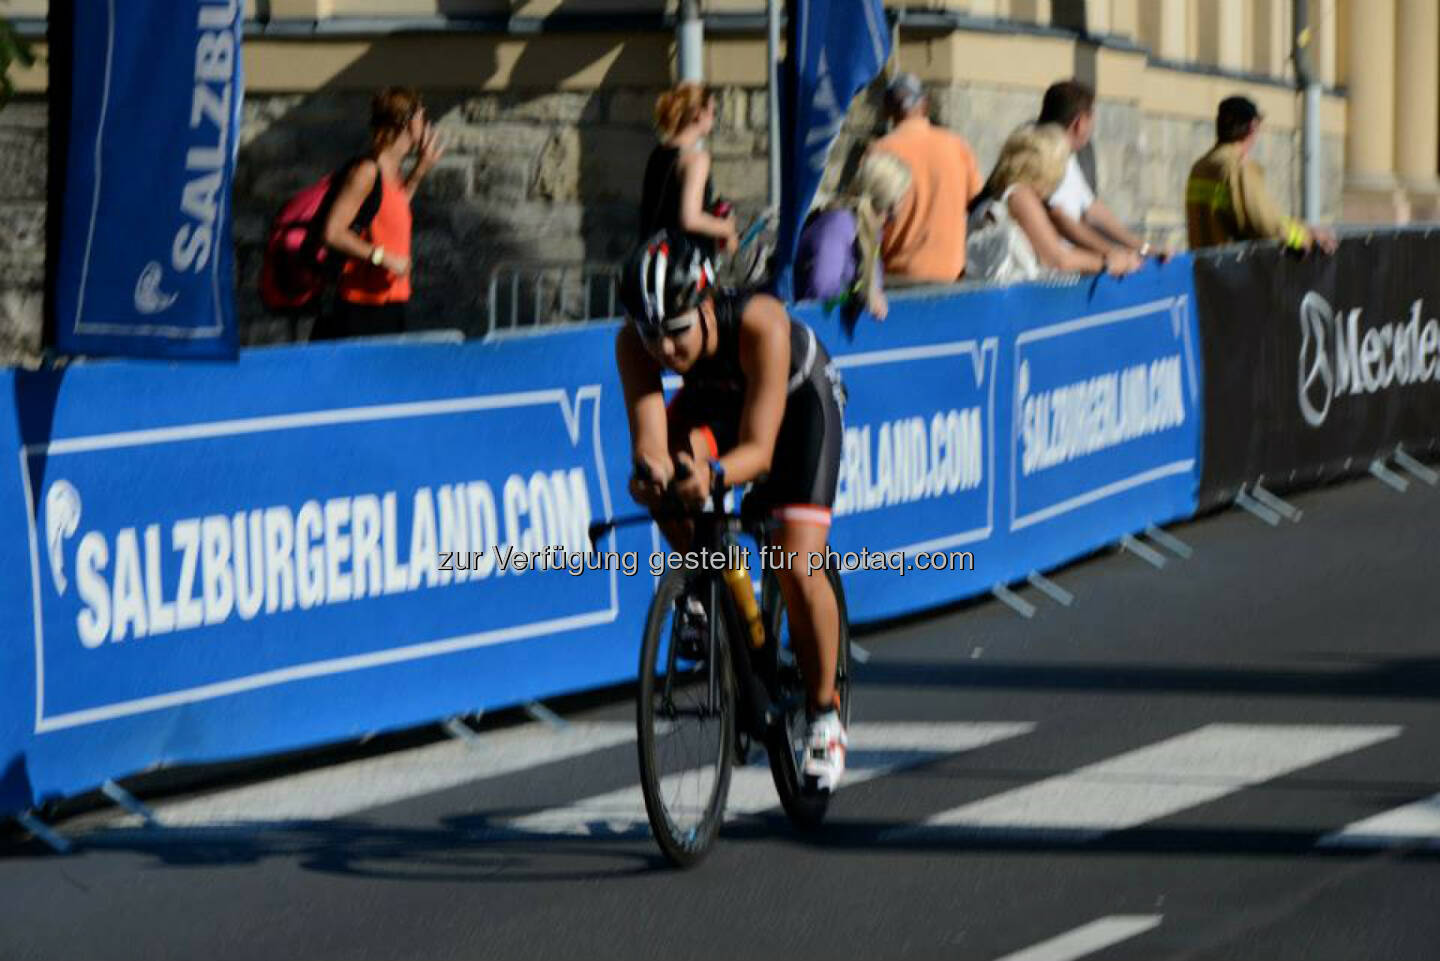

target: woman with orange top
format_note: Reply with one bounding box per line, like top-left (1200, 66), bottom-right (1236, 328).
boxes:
top-left (315, 87), bottom-right (444, 339)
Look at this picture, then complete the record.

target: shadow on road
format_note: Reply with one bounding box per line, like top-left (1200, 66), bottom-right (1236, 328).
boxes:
top-left (40, 777), bottom-right (1440, 879)
top-left (70, 816), bottom-right (669, 883)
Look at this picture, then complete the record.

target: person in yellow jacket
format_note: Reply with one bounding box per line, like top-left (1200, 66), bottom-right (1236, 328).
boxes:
top-left (1186, 96), bottom-right (1337, 253)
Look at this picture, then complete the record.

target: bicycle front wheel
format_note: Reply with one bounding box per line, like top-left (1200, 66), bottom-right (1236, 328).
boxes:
top-left (637, 569), bottom-right (735, 868)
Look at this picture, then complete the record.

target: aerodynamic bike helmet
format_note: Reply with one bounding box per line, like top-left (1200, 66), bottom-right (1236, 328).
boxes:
top-left (619, 229), bottom-right (717, 337)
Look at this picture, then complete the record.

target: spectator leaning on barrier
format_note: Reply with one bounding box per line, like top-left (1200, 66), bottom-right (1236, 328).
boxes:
top-left (870, 72), bottom-right (983, 284)
top-left (794, 151), bottom-right (912, 321)
top-left (1186, 96), bottom-right (1337, 254)
top-left (314, 87), bottom-right (444, 340)
top-left (966, 123), bottom-right (1138, 284)
top-left (1038, 79), bottom-right (1150, 267)
top-left (639, 83), bottom-right (739, 258)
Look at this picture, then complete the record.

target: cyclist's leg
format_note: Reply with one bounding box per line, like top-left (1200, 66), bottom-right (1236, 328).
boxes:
top-left (769, 514), bottom-right (840, 713)
top-left (756, 373), bottom-right (845, 713)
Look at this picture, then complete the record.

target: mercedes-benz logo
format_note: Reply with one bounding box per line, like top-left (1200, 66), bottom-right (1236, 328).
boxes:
top-left (1297, 291), bottom-right (1335, 427)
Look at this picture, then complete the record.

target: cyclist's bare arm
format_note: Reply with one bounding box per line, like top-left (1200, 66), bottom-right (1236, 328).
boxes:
top-left (615, 325), bottom-right (672, 504)
top-left (727, 295), bottom-right (790, 484)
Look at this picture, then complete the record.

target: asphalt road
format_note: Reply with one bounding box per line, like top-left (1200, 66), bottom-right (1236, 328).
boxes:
top-left (4, 473), bottom-right (1440, 961)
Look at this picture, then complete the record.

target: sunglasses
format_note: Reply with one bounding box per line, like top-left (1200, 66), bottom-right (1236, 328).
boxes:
top-left (636, 308), bottom-right (698, 341)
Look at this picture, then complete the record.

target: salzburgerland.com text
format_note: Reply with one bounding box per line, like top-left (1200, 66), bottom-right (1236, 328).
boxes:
top-left (439, 546), bottom-right (976, 577)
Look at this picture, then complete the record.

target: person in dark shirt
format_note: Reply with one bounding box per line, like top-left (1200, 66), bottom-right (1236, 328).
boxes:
top-left (639, 83), bottom-right (739, 257)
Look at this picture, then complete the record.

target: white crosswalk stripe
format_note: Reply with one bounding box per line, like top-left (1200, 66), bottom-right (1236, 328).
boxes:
top-left (99, 718), bottom-right (1411, 855)
top-left (499, 722), bottom-right (1036, 838)
top-left (991, 915), bottom-right (1164, 961)
top-left (889, 723), bottom-right (1401, 842)
top-left (121, 721), bottom-right (637, 827)
top-left (1318, 792), bottom-right (1440, 850)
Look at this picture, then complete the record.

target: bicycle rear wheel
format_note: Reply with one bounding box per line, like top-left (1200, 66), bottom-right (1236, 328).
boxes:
top-left (762, 563), bottom-right (851, 829)
top-left (637, 569), bottom-right (735, 868)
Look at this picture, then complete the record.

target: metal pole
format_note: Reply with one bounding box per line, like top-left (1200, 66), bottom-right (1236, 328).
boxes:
top-left (1294, 0), bottom-right (1322, 222)
top-left (1303, 83), bottom-right (1322, 221)
top-left (767, 0), bottom-right (782, 210)
top-left (678, 0), bottom-right (704, 82)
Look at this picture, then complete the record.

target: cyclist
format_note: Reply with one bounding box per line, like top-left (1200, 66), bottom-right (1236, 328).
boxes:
top-left (616, 228), bottom-right (849, 791)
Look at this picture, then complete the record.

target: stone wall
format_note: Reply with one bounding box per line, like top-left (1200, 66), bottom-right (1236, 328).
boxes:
top-left (0, 99), bottom-right (46, 367)
top-left (0, 77), bottom-right (1345, 359)
top-left (234, 84), bottom-right (779, 343)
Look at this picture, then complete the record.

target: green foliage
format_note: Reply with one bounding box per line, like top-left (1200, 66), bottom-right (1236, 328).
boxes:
top-left (0, 13), bottom-right (36, 106)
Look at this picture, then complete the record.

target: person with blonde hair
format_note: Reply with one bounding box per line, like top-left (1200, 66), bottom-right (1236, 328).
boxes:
top-left (966, 123), bottom-right (1137, 284)
top-left (794, 151), bottom-right (912, 320)
top-left (639, 82), bottom-right (739, 256)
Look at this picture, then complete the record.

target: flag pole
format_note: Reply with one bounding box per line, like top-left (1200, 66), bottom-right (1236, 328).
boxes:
top-left (677, 0), bottom-right (703, 82)
top-left (767, 0), bottom-right (782, 211)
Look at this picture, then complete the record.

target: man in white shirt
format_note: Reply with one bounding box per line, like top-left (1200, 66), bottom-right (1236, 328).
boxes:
top-left (1039, 80), bottom-right (1154, 266)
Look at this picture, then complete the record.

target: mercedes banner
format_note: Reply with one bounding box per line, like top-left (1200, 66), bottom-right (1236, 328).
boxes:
top-left (1193, 233), bottom-right (1440, 509)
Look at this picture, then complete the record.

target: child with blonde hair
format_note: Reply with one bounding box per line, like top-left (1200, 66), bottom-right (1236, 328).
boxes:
top-left (795, 150), bottom-right (912, 320)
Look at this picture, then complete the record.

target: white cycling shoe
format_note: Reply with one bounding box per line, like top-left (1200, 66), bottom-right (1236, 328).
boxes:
top-left (802, 710), bottom-right (848, 793)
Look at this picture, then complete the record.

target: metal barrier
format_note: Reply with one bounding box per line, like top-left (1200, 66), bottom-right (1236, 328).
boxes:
top-left (479, 212), bottom-right (777, 337)
top-left (478, 212), bottom-right (1387, 338)
top-left (484, 261), bottom-right (621, 336)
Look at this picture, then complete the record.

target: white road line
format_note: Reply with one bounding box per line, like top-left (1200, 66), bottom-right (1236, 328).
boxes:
top-left (1319, 792), bottom-right (1440, 850)
top-left (501, 722), bottom-right (1035, 839)
top-left (992, 915), bottom-right (1163, 961)
top-left (113, 721), bottom-right (637, 828)
top-left (899, 724), bottom-right (1400, 841)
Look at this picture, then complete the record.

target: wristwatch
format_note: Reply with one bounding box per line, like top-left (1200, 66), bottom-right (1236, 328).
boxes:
top-left (369, 245), bottom-right (386, 267)
top-left (709, 458), bottom-right (726, 489)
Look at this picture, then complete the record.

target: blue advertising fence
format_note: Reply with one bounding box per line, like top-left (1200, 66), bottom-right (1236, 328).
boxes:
top-left (0, 261), bottom-right (1201, 816)
top-left (798, 261), bottom-right (1201, 619)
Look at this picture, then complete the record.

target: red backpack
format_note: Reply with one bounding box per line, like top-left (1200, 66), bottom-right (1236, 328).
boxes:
top-left (260, 157), bottom-right (384, 313)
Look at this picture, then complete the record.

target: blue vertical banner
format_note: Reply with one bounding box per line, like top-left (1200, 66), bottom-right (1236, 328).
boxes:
top-left (53, 0), bottom-right (242, 359)
top-left (771, 0), bottom-right (891, 300)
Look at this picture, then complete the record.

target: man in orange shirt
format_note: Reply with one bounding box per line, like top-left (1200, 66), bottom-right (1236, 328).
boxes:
top-left (870, 73), bottom-right (983, 284)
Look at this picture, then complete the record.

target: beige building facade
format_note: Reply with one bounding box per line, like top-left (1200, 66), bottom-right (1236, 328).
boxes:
top-left (0, 1), bottom-right (1437, 350)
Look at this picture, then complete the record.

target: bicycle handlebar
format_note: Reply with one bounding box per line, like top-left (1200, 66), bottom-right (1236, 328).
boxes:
top-left (587, 457), bottom-right (740, 546)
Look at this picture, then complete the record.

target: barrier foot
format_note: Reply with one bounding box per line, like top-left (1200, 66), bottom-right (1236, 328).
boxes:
top-left (1144, 524), bottom-right (1194, 559)
top-left (850, 643), bottom-right (872, 664)
top-left (1026, 571), bottom-right (1074, 607)
top-left (1369, 459), bottom-right (1410, 493)
top-left (1234, 488), bottom-right (1282, 526)
top-left (1120, 534), bottom-right (1167, 569)
top-left (991, 584), bottom-right (1036, 619)
top-left (101, 779), bottom-right (160, 828)
top-left (1394, 446), bottom-right (1439, 486)
top-left (15, 813), bottom-right (71, 854)
top-left (443, 717), bottom-right (484, 746)
top-left (1251, 482), bottom-right (1303, 522)
top-left (525, 701), bottom-right (570, 731)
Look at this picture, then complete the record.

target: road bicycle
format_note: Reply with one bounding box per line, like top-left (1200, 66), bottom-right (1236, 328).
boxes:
top-left (589, 464), bottom-right (852, 867)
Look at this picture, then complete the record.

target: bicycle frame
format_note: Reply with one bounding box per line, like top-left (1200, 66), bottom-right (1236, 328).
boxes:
top-left (594, 492), bottom-right (784, 742)
top-left (692, 511), bottom-right (781, 745)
